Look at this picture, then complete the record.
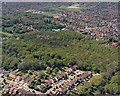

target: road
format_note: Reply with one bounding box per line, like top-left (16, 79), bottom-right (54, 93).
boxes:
top-left (46, 80), bottom-right (66, 94)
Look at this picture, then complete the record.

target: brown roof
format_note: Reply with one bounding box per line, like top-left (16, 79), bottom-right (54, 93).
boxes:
top-left (65, 68), bottom-right (72, 73)
top-left (71, 65), bottom-right (78, 69)
top-left (41, 82), bottom-right (49, 88)
top-left (13, 88), bottom-right (18, 94)
top-left (56, 88), bottom-right (64, 92)
top-left (45, 80), bottom-right (49, 83)
top-left (49, 79), bottom-right (53, 84)
top-left (37, 85), bottom-right (44, 89)
top-left (16, 76), bottom-right (22, 81)
top-left (9, 74), bottom-right (16, 79)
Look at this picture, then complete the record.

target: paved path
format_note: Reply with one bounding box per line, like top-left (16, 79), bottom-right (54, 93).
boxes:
top-left (46, 80), bottom-right (65, 94)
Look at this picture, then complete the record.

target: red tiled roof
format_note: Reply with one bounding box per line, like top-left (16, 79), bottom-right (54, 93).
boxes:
top-left (37, 85), bottom-right (44, 89)
top-left (9, 74), bottom-right (16, 79)
top-left (57, 88), bottom-right (64, 92)
top-left (16, 76), bottom-right (22, 80)
top-left (65, 68), bottom-right (72, 73)
top-left (71, 65), bottom-right (78, 69)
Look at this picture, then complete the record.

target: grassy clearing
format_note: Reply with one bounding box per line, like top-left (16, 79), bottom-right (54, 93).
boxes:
top-left (42, 12), bottom-right (57, 16)
top-left (59, 6), bottom-right (89, 11)
top-left (47, 6), bottom-right (89, 12)
top-left (0, 31), bottom-right (12, 36)
top-left (38, 5), bottom-right (89, 16)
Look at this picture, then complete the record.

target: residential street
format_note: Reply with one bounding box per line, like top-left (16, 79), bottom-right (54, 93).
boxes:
top-left (0, 73), bottom-right (44, 95)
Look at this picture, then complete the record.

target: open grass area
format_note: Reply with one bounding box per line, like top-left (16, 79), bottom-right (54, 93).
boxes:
top-left (59, 6), bottom-right (90, 11)
top-left (42, 12), bottom-right (58, 16)
top-left (47, 5), bottom-right (90, 12)
top-left (0, 31), bottom-right (12, 36)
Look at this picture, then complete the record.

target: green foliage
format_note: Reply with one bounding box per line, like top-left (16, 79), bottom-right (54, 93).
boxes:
top-left (90, 75), bottom-right (102, 87)
top-left (28, 84), bottom-right (34, 89)
top-left (7, 77), bottom-right (12, 81)
top-left (63, 74), bottom-right (68, 79)
top-left (2, 29), bottom-right (118, 74)
top-left (46, 68), bottom-right (52, 74)
top-left (2, 12), bottom-right (65, 34)
top-left (78, 82), bottom-right (93, 95)
top-left (105, 72), bottom-right (120, 95)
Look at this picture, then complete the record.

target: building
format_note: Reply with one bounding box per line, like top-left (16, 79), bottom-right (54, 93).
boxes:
top-left (9, 74), bottom-right (16, 79)
top-left (15, 76), bottom-right (22, 81)
top-left (55, 88), bottom-right (67, 95)
top-left (23, 76), bottom-right (34, 85)
top-left (37, 84), bottom-right (45, 89)
top-left (71, 65), bottom-right (78, 71)
top-left (65, 68), bottom-right (73, 75)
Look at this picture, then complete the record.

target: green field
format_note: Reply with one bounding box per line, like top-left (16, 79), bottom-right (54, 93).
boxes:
top-left (47, 6), bottom-right (90, 12)
top-left (0, 31), bottom-right (12, 36)
top-left (59, 6), bottom-right (89, 11)
top-left (42, 12), bottom-right (58, 16)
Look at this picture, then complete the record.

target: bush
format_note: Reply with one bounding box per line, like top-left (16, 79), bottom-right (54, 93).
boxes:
top-left (7, 77), bottom-right (12, 81)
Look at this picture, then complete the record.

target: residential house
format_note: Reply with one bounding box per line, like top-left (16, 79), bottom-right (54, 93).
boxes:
top-left (65, 68), bottom-right (73, 75)
top-left (55, 72), bottom-right (66, 81)
top-left (15, 76), bottom-right (22, 81)
top-left (9, 73), bottom-right (16, 79)
top-left (37, 84), bottom-right (45, 89)
top-left (55, 88), bottom-right (67, 95)
top-left (12, 88), bottom-right (19, 95)
top-left (53, 78), bottom-right (57, 83)
top-left (23, 76), bottom-right (34, 85)
top-left (45, 80), bottom-right (49, 83)
top-left (3, 71), bottom-right (9, 77)
top-left (43, 82), bottom-right (49, 88)
top-left (49, 79), bottom-right (54, 84)
top-left (71, 65), bottom-right (78, 71)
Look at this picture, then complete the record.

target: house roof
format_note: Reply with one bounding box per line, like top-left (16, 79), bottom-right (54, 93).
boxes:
top-left (23, 76), bottom-right (33, 84)
top-left (37, 85), bottom-right (45, 89)
top-left (43, 82), bottom-right (49, 87)
top-left (45, 80), bottom-right (49, 83)
top-left (56, 88), bottom-right (64, 92)
top-left (71, 65), bottom-right (78, 69)
top-left (9, 74), bottom-right (16, 79)
top-left (16, 76), bottom-right (22, 80)
top-left (65, 68), bottom-right (72, 73)
top-left (48, 79), bottom-right (53, 84)
top-left (56, 72), bottom-right (66, 79)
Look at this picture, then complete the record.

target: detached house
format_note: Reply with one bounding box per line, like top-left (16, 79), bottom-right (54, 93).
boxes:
top-left (12, 88), bottom-right (19, 95)
top-left (3, 71), bottom-right (9, 77)
top-left (55, 88), bottom-right (67, 95)
top-left (9, 74), bottom-right (16, 79)
top-left (79, 71), bottom-right (92, 81)
top-left (55, 72), bottom-right (66, 81)
top-left (37, 84), bottom-right (45, 89)
top-left (71, 65), bottom-right (78, 71)
top-left (65, 68), bottom-right (73, 75)
top-left (23, 76), bottom-right (34, 85)
top-left (15, 76), bottom-right (22, 81)
top-left (49, 79), bottom-right (54, 84)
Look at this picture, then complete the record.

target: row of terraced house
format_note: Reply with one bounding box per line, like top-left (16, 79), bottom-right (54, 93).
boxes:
top-left (55, 71), bottom-right (92, 95)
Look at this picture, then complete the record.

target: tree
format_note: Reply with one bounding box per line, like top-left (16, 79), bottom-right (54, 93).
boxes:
top-left (47, 68), bottom-right (52, 74)
top-left (90, 75), bottom-right (102, 87)
top-left (64, 74), bottom-right (68, 79)
top-left (39, 72), bottom-right (45, 79)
